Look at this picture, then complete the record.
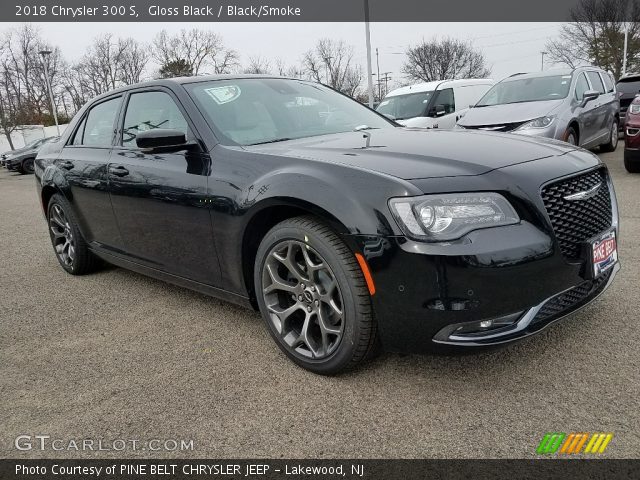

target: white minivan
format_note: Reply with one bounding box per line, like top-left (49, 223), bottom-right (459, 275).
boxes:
top-left (376, 78), bottom-right (494, 129)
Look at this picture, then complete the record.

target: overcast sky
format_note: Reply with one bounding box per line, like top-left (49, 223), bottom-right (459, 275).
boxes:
top-left (7, 22), bottom-right (564, 87)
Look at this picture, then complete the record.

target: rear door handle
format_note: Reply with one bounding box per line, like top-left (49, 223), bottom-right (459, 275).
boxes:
top-left (59, 161), bottom-right (74, 170)
top-left (109, 165), bottom-right (129, 177)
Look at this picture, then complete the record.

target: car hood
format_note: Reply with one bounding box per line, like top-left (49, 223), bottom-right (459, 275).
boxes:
top-left (244, 128), bottom-right (578, 180)
top-left (7, 146), bottom-right (34, 156)
top-left (459, 100), bottom-right (564, 127)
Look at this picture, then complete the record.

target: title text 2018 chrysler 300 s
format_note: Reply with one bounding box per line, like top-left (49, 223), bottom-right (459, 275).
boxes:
top-left (34, 76), bottom-right (620, 374)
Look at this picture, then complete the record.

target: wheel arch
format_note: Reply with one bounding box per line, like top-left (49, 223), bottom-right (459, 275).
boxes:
top-left (240, 197), bottom-right (359, 308)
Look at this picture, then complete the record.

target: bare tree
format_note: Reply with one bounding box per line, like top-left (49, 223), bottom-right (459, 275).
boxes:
top-left (72, 34), bottom-right (148, 98)
top-left (275, 58), bottom-right (304, 78)
top-left (402, 37), bottom-right (491, 83)
top-left (545, 0), bottom-right (640, 79)
top-left (151, 28), bottom-right (238, 76)
top-left (303, 38), bottom-right (363, 96)
top-left (243, 56), bottom-right (272, 74)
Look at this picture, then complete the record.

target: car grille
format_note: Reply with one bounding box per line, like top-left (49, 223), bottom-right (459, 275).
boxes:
top-left (540, 168), bottom-right (613, 260)
top-left (461, 121), bottom-right (527, 132)
top-left (531, 269), bottom-right (612, 325)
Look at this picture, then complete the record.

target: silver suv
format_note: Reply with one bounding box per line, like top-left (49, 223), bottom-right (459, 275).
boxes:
top-left (457, 67), bottom-right (619, 151)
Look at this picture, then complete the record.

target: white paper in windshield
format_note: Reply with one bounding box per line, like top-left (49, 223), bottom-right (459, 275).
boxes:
top-left (204, 85), bottom-right (241, 104)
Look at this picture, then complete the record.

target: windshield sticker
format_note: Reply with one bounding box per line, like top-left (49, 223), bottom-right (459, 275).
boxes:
top-left (204, 85), bottom-right (241, 104)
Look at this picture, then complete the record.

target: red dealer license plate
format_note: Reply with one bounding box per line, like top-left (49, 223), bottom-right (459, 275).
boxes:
top-left (591, 230), bottom-right (618, 278)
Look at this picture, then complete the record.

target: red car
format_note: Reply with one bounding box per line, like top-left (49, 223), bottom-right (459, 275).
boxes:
top-left (624, 96), bottom-right (640, 172)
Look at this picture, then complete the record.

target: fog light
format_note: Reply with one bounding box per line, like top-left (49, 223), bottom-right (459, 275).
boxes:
top-left (479, 320), bottom-right (493, 328)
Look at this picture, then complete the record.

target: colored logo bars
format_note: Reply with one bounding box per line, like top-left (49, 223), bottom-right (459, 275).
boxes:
top-left (536, 433), bottom-right (613, 455)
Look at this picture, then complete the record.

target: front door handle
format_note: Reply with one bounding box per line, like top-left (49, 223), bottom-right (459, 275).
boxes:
top-left (59, 161), bottom-right (74, 170)
top-left (109, 165), bottom-right (129, 177)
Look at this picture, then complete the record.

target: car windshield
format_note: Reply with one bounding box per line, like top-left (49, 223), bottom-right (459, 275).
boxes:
top-left (376, 91), bottom-right (433, 120)
top-left (476, 75), bottom-right (572, 106)
top-left (186, 78), bottom-right (393, 146)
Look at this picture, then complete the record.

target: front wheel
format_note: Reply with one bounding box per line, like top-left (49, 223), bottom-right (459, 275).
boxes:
top-left (254, 216), bottom-right (377, 374)
top-left (600, 120), bottom-right (619, 152)
top-left (21, 158), bottom-right (35, 174)
top-left (564, 127), bottom-right (578, 146)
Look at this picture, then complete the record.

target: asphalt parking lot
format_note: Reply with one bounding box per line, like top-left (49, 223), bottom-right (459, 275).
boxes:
top-left (1, 146), bottom-right (638, 459)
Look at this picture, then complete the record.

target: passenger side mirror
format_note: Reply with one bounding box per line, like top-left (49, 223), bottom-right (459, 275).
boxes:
top-left (581, 90), bottom-right (600, 107)
top-left (135, 129), bottom-right (190, 152)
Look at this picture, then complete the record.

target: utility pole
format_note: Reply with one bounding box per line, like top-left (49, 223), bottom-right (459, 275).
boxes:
top-left (623, 24), bottom-right (629, 76)
top-left (39, 50), bottom-right (60, 136)
top-left (364, 0), bottom-right (374, 107)
top-left (540, 51), bottom-right (547, 71)
top-left (379, 72), bottom-right (392, 98)
top-left (376, 47), bottom-right (381, 102)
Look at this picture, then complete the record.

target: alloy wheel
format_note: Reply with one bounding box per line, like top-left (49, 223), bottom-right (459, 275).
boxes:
top-left (611, 123), bottom-right (619, 149)
top-left (261, 240), bottom-right (344, 360)
top-left (49, 204), bottom-right (75, 267)
top-left (567, 133), bottom-right (577, 145)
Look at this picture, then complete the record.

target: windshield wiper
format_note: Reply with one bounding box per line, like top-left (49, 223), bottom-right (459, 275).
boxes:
top-left (353, 125), bottom-right (380, 131)
top-left (248, 138), bottom-right (293, 145)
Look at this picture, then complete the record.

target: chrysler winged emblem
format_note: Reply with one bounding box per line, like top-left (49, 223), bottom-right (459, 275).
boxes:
top-left (563, 182), bottom-right (602, 201)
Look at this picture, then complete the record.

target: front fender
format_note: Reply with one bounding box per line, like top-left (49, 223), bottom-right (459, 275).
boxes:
top-left (241, 165), bottom-right (412, 236)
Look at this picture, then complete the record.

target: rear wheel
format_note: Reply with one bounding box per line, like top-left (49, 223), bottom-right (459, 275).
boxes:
top-left (47, 194), bottom-right (100, 275)
top-left (21, 158), bottom-right (35, 174)
top-left (600, 120), bottom-right (619, 152)
top-left (254, 216), bottom-right (377, 374)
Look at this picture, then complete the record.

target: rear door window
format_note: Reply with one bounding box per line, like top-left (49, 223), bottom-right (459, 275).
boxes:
top-left (586, 71), bottom-right (605, 94)
top-left (601, 73), bottom-right (614, 93)
top-left (77, 97), bottom-right (122, 147)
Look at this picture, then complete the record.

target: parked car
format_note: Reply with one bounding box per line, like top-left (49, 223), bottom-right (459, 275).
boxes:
top-left (376, 79), bottom-right (493, 129)
top-left (624, 95), bottom-right (640, 173)
top-left (5, 136), bottom-right (59, 174)
top-left (458, 68), bottom-right (619, 151)
top-left (35, 76), bottom-right (619, 374)
top-left (615, 72), bottom-right (640, 132)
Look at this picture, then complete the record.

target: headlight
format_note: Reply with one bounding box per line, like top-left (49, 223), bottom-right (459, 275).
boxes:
top-left (389, 192), bottom-right (520, 241)
top-left (629, 104), bottom-right (640, 114)
top-left (516, 115), bottom-right (555, 130)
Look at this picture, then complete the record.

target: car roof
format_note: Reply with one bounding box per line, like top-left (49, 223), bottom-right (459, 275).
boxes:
top-left (91, 74), bottom-right (308, 100)
top-left (384, 78), bottom-right (493, 98)
top-left (501, 66), bottom-right (608, 83)
top-left (618, 72), bottom-right (640, 83)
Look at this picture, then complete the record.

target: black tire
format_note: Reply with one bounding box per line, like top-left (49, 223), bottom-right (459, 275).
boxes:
top-left (254, 216), bottom-right (377, 375)
top-left (47, 193), bottom-right (100, 275)
top-left (21, 158), bottom-right (35, 174)
top-left (600, 120), bottom-right (619, 152)
top-left (564, 126), bottom-right (578, 146)
top-left (624, 152), bottom-right (640, 173)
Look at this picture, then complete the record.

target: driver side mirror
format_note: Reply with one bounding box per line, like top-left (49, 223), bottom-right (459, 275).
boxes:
top-left (136, 129), bottom-right (193, 152)
top-left (581, 89), bottom-right (600, 107)
top-left (430, 104), bottom-right (447, 117)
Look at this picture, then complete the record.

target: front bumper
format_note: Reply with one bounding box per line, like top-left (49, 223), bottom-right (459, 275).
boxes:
top-left (349, 163), bottom-right (619, 354)
top-left (5, 158), bottom-right (20, 171)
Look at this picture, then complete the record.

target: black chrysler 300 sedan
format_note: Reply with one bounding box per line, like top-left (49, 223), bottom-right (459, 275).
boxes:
top-left (35, 76), bottom-right (620, 374)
